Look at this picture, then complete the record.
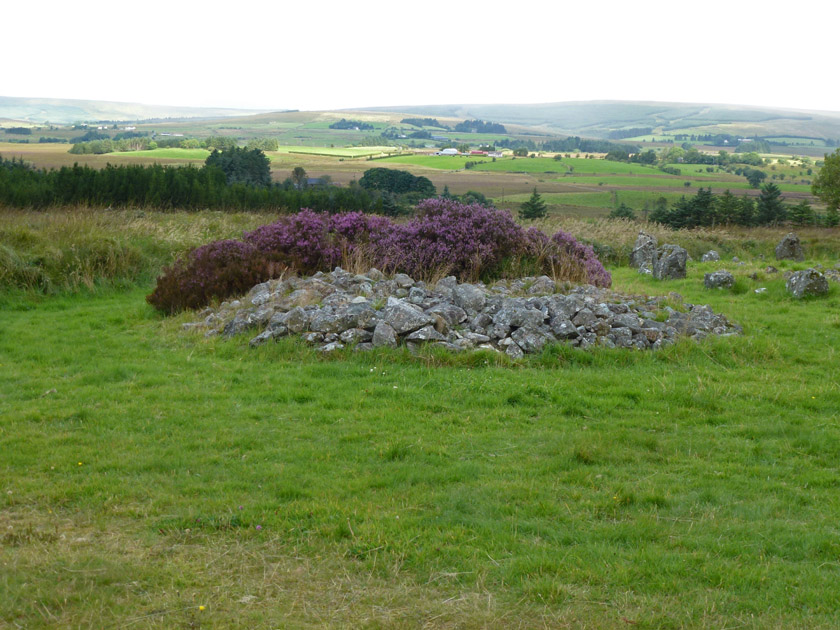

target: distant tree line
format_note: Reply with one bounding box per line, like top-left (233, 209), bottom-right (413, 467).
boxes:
top-left (3, 127), bottom-right (32, 135)
top-left (400, 117), bottom-right (446, 129)
top-left (607, 128), bottom-right (652, 140)
top-left (453, 119), bottom-right (507, 134)
top-left (329, 119), bottom-right (374, 130)
top-left (498, 137), bottom-right (639, 154)
top-left (68, 134), bottom-right (279, 155)
top-left (646, 185), bottom-right (828, 228)
top-left (0, 154), bottom-right (436, 216)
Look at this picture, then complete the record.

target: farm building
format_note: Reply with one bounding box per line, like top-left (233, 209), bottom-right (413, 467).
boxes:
top-left (435, 148), bottom-right (459, 156)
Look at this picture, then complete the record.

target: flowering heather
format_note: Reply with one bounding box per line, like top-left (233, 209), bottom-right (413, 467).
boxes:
top-left (148, 200), bottom-right (611, 312)
top-left (380, 198), bottom-right (524, 279)
top-left (147, 239), bottom-right (265, 313)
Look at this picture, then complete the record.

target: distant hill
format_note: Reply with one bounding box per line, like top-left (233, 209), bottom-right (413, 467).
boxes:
top-left (357, 101), bottom-right (840, 142)
top-left (0, 96), bottom-right (270, 124)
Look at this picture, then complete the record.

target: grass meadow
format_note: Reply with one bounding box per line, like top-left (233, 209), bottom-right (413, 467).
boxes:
top-left (2, 209), bottom-right (840, 628)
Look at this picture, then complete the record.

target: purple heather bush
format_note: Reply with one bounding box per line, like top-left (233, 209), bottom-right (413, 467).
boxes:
top-left (148, 200), bottom-right (611, 313)
top-left (147, 239), bottom-right (266, 313)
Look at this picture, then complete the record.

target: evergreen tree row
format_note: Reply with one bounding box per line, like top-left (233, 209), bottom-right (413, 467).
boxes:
top-left (648, 185), bottom-right (832, 228)
top-left (0, 156), bottom-right (401, 214)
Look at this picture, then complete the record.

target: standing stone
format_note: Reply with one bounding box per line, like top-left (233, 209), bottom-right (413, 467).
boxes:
top-left (775, 233), bottom-right (805, 261)
top-left (786, 269), bottom-right (829, 298)
top-left (630, 231), bottom-right (658, 270)
top-left (704, 270), bottom-right (735, 289)
top-left (653, 245), bottom-right (688, 280)
top-left (701, 250), bottom-right (721, 262)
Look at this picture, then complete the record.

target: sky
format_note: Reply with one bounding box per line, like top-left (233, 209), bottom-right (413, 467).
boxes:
top-left (6, 0), bottom-right (838, 113)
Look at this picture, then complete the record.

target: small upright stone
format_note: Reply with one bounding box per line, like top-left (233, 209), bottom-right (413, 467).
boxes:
top-left (775, 233), bottom-right (805, 261)
top-left (701, 250), bottom-right (720, 262)
top-left (630, 231), bottom-right (658, 270)
top-left (704, 270), bottom-right (735, 289)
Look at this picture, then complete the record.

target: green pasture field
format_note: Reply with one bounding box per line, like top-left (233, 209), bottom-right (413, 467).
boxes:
top-left (3, 216), bottom-right (840, 627)
top-left (662, 163), bottom-right (733, 177)
top-left (553, 175), bottom-right (813, 194)
top-left (275, 145), bottom-right (400, 158)
top-left (500, 190), bottom-right (690, 210)
top-left (109, 148), bottom-right (211, 160)
top-left (765, 137), bottom-right (829, 147)
top-left (378, 155), bottom-right (493, 169)
top-left (473, 157), bottom-right (663, 175)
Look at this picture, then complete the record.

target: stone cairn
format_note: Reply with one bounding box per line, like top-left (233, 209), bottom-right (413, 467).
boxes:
top-left (182, 267), bottom-right (741, 357)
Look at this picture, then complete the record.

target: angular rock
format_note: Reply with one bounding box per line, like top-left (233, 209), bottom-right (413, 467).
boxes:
top-left (453, 283), bottom-right (486, 314)
top-left (505, 342), bottom-right (525, 359)
top-left (572, 308), bottom-right (597, 328)
top-left (492, 304), bottom-right (545, 331)
top-left (701, 250), bottom-right (721, 262)
top-left (775, 233), bottom-right (805, 261)
top-left (527, 275), bottom-right (556, 295)
top-left (704, 270), bottom-right (735, 289)
top-left (382, 301), bottom-right (434, 334)
top-left (786, 269), bottom-right (829, 298)
top-left (510, 328), bottom-right (555, 354)
top-left (371, 321), bottom-right (398, 348)
top-left (406, 325), bottom-right (447, 342)
top-left (426, 303), bottom-right (467, 328)
top-left (339, 328), bottom-right (373, 344)
top-left (549, 317), bottom-right (579, 339)
top-left (653, 244), bottom-right (688, 280)
top-left (408, 286), bottom-right (426, 304)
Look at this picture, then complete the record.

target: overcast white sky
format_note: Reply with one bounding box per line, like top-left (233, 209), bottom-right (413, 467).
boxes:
top-left (5, 0), bottom-right (837, 113)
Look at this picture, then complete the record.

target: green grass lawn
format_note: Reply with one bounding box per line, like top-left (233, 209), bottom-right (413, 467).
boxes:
top-left (2, 253), bottom-right (840, 627)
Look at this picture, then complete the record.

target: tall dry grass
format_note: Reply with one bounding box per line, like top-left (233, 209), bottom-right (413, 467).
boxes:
top-left (533, 217), bottom-right (840, 265)
top-left (0, 208), bottom-right (274, 292)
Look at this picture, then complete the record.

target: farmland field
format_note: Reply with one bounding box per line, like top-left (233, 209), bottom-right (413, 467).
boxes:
top-left (2, 209), bottom-right (840, 628)
top-left (473, 157), bottom-right (662, 175)
top-left (276, 145), bottom-right (401, 158)
top-left (378, 154), bottom-right (494, 169)
top-left (109, 147), bottom-right (211, 160)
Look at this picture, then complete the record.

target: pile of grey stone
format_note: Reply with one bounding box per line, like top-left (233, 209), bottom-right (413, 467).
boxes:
top-left (630, 231), bottom-right (688, 280)
top-left (182, 267), bottom-right (741, 357)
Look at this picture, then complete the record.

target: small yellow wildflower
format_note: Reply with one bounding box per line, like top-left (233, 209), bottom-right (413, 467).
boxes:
top-left (199, 606), bottom-right (206, 612)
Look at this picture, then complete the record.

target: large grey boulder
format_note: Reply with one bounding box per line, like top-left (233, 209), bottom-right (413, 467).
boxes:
top-left (704, 270), bottom-right (735, 289)
top-left (510, 327), bottom-right (555, 354)
top-left (786, 269), bottom-right (829, 298)
top-left (630, 231), bottom-right (658, 270)
top-left (371, 321), bottom-right (398, 347)
top-left (453, 283), bottom-right (486, 314)
top-left (775, 233), bottom-right (805, 261)
top-left (653, 244), bottom-right (688, 280)
top-left (382, 301), bottom-right (433, 334)
top-left (527, 275), bottom-right (556, 295)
